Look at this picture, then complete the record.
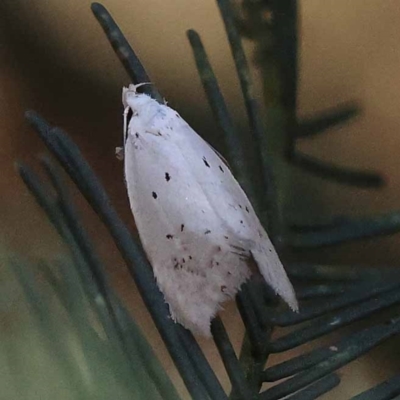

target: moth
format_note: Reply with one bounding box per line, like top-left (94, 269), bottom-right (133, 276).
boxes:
top-left (122, 84), bottom-right (297, 336)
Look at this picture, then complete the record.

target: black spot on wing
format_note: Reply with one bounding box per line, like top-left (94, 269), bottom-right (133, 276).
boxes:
top-left (202, 157), bottom-right (210, 168)
top-left (174, 262), bottom-right (181, 270)
top-left (180, 224), bottom-right (185, 232)
top-left (166, 234), bottom-right (174, 239)
top-left (152, 191), bottom-right (158, 199)
top-left (165, 172), bottom-right (171, 181)
top-left (219, 165), bottom-right (224, 173)
top-left (204, 229), bottom-right (211, 235)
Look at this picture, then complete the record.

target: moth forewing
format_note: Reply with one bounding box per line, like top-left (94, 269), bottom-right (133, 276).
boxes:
top-left (122, 86), bottom-right (298, 336)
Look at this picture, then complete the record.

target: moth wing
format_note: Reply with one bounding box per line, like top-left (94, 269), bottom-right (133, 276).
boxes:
top-left (251, 243), bottom-right (298, 311)
top-left (169, 114), bottom-right (298, 310)
top-left (124, 124), bottom-right (251, 335)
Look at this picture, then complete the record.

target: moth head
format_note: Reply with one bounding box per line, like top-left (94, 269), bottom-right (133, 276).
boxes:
top-left (122, 83), bottom-right (153, 109)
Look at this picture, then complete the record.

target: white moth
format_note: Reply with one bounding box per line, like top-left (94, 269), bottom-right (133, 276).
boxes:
top-left (122, 84), bottom-right (298, 336)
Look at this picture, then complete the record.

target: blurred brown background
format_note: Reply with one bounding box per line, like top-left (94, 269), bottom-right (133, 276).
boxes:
top-left (1, 0), bottom-right (400, 398)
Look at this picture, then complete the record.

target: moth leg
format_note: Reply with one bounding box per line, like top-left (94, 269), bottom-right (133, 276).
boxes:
top-left (115, 146), bottom-right (124, 161)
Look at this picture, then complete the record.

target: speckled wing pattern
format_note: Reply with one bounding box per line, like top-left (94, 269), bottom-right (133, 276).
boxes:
top-left (123, 88), bottom-right (297, 336)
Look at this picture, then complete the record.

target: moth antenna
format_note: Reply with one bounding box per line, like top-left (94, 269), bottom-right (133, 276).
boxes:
top-left (123, 82), bottom-right (153, 108)
top-left (128, 82), bottom-right (153, 92)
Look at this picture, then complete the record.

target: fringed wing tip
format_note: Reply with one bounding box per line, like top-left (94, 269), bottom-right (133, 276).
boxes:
top-left (170, 303), bottom-right (217, 338)
top-left (250, 248), bottom-right (299, 312)
top-left (287, 294), bottom-right (299, 313)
